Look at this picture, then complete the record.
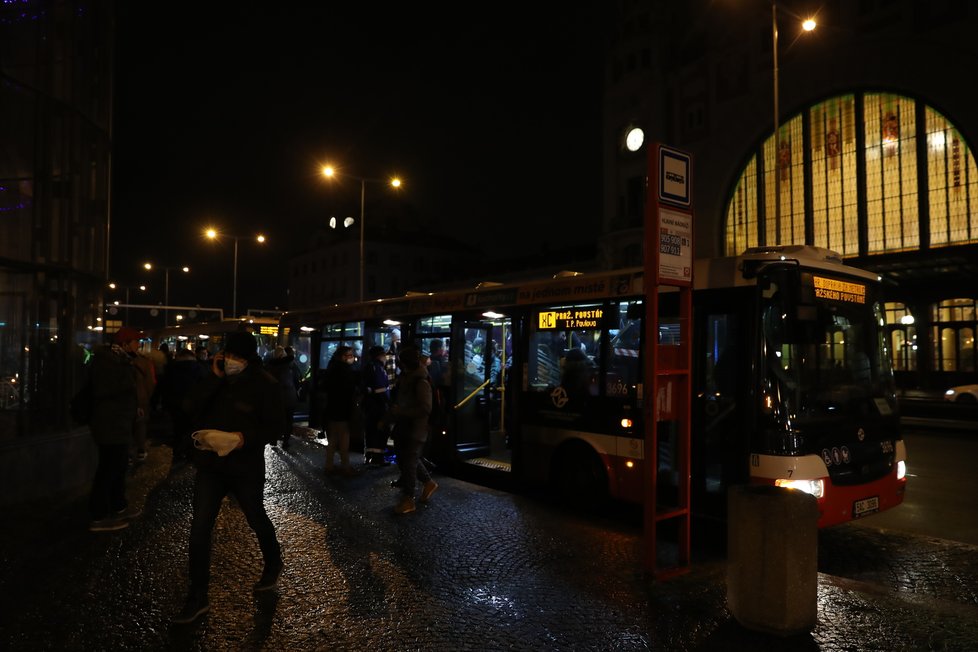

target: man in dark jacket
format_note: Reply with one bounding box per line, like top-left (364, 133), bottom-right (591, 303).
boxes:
top-left (386, 345), bottom-right (437, 514)
top-left (172, 330), bottom-right (286, 624)
top-left (87, 326), bottom-right (144, 532)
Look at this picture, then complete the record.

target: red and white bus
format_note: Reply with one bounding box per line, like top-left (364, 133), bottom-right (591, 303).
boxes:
top-left (280, 245), bottom-right (907, 527)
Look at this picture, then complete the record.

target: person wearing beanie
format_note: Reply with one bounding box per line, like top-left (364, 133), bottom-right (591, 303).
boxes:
top-left (86, 326), bottom-right (145, 532)
top-left (173, 328), bottom-right (286, 624)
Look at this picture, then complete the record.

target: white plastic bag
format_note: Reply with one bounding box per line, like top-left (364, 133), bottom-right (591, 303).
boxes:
top-left (191, 429), bottom-right (241, 457)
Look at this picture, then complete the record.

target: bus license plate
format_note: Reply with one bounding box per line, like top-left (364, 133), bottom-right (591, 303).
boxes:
top-left (853, 496), bottom-right (879, 518)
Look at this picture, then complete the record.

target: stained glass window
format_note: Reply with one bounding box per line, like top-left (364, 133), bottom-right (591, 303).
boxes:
top-left (723, 92), bottom-right (977, 257)
top-left (926, 107), bottom-right (978, 246)
top-left (809, 95), bottom-right (858, 255)
top-left (724, 155), bottom-right (758, 253)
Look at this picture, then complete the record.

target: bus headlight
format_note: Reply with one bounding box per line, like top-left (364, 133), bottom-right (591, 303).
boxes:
top-left (775, 478), bottom-right (824, 498)
top-left (620, 418), bottom-right (633, 429)
top-left (896, 460), bottom-right (906, 480)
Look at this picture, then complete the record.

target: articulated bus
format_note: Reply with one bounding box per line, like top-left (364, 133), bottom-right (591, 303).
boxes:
top-left (279, 246), bottom-right (907, 528)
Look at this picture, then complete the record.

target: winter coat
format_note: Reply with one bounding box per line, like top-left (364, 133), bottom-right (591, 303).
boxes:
top-left (131, 353), bottom-right (156, 411)
top-left (386, 365), bottom-right (432, 442)
top-left (184, 361), bottom-right (285, 475)
top-left (89, 345), bottom-right (139, 446)
top-left (267, 355), bottom-right (300, 412)
top-left (323, 360), bottom-right (358, 422)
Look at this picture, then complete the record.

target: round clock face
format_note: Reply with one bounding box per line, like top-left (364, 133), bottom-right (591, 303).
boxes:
top-left (625, 127), bottom-right (644, 152)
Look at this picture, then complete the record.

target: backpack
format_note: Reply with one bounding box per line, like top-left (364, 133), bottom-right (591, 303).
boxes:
top-left (70, 380), bottom-right (93, 425)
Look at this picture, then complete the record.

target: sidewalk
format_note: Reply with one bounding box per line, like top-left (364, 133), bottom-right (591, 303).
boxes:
top-left (2, 429), bottom-right (977, 651)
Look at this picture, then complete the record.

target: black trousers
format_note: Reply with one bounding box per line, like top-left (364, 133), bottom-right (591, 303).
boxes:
top-left (188, 466), bottom-right (281, 594)
top-left (89, 443), bottom-right (129, 520)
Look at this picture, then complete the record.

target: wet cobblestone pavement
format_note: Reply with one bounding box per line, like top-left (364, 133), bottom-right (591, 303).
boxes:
top-left (2, 430), bottom-right (978, 651)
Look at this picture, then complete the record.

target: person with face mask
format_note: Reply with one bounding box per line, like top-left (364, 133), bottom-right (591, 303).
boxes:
top-left (173, 330), bottom-right (286, 624)
top-left (323, 345), bottom-right (359, 476)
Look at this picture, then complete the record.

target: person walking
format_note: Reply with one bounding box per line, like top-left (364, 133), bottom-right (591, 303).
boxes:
top-left (172, 330), bottom-right (285, 625)
top-left (87, 326), bottom-right (144, 532)
top-left (386, 345), bottom-right (437, 514)
top-left (323, 346), bottom-right (358, 475)
top-left (361, 345), bottom-right (391, 465)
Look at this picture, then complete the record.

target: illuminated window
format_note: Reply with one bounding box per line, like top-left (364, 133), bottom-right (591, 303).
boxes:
top-left (931, 298), bottom-right (978, 372)
top-left (724, 156), bottom-right (759, 253)
top-left (926, 107), bottom-right (978, 247)
top-left (809, 95), bottom-right (858, 255)
top-left (724, 93), bottom-right (978, 257)
top-left (762, 114), bottom-right (805, 246)
top-left (884, 302), bottom-right (916, 372)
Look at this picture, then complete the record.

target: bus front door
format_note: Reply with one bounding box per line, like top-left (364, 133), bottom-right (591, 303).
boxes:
top-left (453, 319), bottom-right (512, 470)
top-left (453, 322), bottom-right (492, 461)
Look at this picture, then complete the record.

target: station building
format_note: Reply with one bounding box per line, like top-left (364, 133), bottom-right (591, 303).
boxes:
top-left (0, 0), bottom-right (113, 445)
top-left (598, 0), bottom-right (978, 391)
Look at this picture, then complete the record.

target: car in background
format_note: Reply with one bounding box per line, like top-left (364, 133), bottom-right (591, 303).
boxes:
top-left (944, 384), bottom-right (978, 403)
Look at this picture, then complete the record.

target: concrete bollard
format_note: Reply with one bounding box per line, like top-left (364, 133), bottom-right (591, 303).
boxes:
top-left (726, 484), bottom-right (819, 636)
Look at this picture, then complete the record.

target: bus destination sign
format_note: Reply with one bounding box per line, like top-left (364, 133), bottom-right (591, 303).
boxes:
top-left (538, 308), bottom-right (603, 330)
top-left (813, 276), bottom-right (866, 304)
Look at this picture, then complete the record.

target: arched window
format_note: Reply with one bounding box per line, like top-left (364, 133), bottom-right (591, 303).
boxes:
top-left (724, 93), bottom-right (978, 257)
top-left (884, 302), bottom-right (916, 372)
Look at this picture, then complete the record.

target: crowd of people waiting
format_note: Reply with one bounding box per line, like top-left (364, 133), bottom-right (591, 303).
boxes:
top-left (80, 324), bottom-right (441, 623)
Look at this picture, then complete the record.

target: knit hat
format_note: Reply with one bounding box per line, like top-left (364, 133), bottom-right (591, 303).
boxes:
top-left (223, 331), bottom-right (257, 359)
top-left (113, 326), bottom-right (144, 345)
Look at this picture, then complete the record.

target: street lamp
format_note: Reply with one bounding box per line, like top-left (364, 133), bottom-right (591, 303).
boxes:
top-left (143, 262), bottom-right (190, 326)
top-left (321, 165), bottom-right (402, 303)
top-left (771, 2), bottom-right (816, 243)
top-left (107, 282), bottom-right (147, 324)
top-left (204, 228), bottom-right (266, 318)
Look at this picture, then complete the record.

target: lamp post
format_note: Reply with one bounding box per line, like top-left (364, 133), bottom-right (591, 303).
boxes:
top-left (107, 282), bottom-right (146, 324)
top-left (771, 3), bottom-right (816, 244)
top-left (321, 165), bottom-right (402, 303)
top-left (143, 262), bottom-right (190, 326)
top-left (205, 228), bottom-right (266, 318)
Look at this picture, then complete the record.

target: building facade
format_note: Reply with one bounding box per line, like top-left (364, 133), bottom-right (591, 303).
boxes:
top-left (0, 0), bottom-right (114, 441)
top-left (599, 0), bottom-right (978, 391)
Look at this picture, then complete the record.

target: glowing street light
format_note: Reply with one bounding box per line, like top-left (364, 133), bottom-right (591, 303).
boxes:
top-left (204, 228), bottom-right (266, 318)
top-left (321, 164), bottom-right (402, 303)
top-left (143, 261), bottom-right (190, 326)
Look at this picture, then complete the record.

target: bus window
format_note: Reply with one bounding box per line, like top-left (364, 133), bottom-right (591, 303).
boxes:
top-left (608, 301), bottom-right (641, 398)
top-left (529, 304), bottom-right (603, 401)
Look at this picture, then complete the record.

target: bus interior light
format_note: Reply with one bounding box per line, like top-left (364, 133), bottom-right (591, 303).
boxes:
top-left (774, 478), bottom-right (824, 498)
top-left (625, 460), bottom-right (635, 469)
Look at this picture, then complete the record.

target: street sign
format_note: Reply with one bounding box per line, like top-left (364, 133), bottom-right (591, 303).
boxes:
top-left (658, 146), bottom-right (691, 207)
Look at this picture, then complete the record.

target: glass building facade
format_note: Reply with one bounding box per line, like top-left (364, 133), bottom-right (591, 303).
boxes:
top-left (0, 1), bottom-right (113, 440)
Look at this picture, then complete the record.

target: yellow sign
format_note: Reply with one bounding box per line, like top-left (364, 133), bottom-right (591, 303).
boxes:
top-left (813, 276), bottom-right (866, 304)
top-left (538, 308), bottom-right (603, 330)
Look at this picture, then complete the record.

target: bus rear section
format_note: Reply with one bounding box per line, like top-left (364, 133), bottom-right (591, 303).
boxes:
top-left (693, 246), bottom-right (907, 528)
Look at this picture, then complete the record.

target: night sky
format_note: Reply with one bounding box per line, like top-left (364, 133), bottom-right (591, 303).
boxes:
top-left (110, 5), bottom-right (606, 316)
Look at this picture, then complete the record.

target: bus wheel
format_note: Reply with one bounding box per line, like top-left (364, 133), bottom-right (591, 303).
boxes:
top-left (552, 443), bottom-right (608, 510)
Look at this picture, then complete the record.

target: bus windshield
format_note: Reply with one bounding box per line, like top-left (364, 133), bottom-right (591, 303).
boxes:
top-left (760, 269), bottom-right (896, 421)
